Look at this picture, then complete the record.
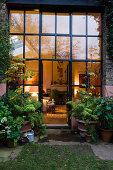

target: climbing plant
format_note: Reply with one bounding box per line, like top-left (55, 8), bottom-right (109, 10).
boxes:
top-left (100, 0), bottom-right (113, 59)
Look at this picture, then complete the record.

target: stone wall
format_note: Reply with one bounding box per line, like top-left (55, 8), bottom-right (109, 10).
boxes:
top-left (102, 8), bottom-right (113, 96)
top-left (0, 0), bottom-right (8, 96)
top-left (0, 0), bottom-right (8, 26)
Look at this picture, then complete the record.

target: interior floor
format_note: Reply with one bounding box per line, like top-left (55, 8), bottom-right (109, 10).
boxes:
top-left (43, 105), bottom-right (68, 124)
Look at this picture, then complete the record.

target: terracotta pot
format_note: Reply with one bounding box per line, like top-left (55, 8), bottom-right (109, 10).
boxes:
top-left (85, 134), bottom-right (92, 143)
top-left (101, 129), bottom-right (113, 142)
top-left (20, 122), bottom-right (32, 133)
top-left (7, 139), bottom-right (15, 148)
top-left (76, 119), bottom-right (98, 136)
top-left (71, 118), bottom-right (78, 131)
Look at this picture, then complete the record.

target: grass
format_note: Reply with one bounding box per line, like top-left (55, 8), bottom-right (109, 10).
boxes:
top-left (0, 144), bottom-right (113, 170)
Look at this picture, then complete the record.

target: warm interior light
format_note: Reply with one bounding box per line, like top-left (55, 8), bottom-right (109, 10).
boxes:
top-left (34, 9), bottom-right (39, 11)
top-left (74, 76), bottom-right (79, 85)
top-left (74, 89), bottom-right (78, 96)
top-left (25, 86), bottom-right (39, 100)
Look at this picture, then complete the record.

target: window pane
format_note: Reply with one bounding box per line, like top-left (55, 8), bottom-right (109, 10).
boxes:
top-left (72, 37), bottom-right (86, 59)
top-left (87, 87), bottom-right (101, 96)
top-left (56, 36), bottom-right (70, 59)
top-left (41, 36), bottom-right (55, 59)
top-left (72, 13), bottom-right (86, 35)
top-left (72, 62), bottom-right (86, 85)
top-left (57, 13), bottom-right (69, 34)
top-left (88, 13), bottom-right (101, 35)
top-left (25, 60), bottom-right (39, 85)
top-left (88, 37), bottom-right (101, 60)
top-left (72, 86), bottom-right (86, 101)
top-left (42, 12), bottom-right (55, 33)
top-left (24, 86), bottom-right (39, 100)
top-left (10, 35), bottom-right (23, 58)
top-left (10, 10), bottom-right (24, 33)
top-left (25, 10), bottom-right (39, 33)
top-left (25, 36), bottom-right (39, 59)
top-left (88, 62), bottom-right (101, 86)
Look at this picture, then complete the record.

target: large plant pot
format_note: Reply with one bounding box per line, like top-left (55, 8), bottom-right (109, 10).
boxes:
top-left (101, 129), bottom-right (113, 142)
top-left (76, 119), bottom-right (98, 137)
top-left (20, 122), bottom-right (32, 133)
top-left (71, 118), bottom-right (78, 132)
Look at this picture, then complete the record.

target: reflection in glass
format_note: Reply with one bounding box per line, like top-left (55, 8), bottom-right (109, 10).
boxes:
top-left (24, 86), bottom-right (39, 100)
top-left (10, 35), bottom-right (23, 58)
top-left (88, 37), bottom-right (101, 60)
top-left (41, 36), bottom-right (55, 59)
top-left (72, 13), bottom-right (86, 35)
top-left (42, 12), bottom-right (55, 33)
top-left (87, 87), bottom-right (101, 96)
top-left (72, 62), bottom-right (86, 85)
top-left (88, 13), bottom-right (101, 35)
top-left (25, 60), bottom-right (39, 85)
top-left (88, 62), bottom-right (101, 85)
top-left (10, 10), bottom-right (24, 33)
top-left (25, 10), bottom-right (39, 33)
top-left (56, 37), bottom-right (70, 59)
top-left (25, 36), bottom-right (39, 58)
top-left (72, 86), bottom-right (86, 101)
top-left (57, 13), bottom-right (69, 34)
top-left (72, 37), bottom-right (86, 59)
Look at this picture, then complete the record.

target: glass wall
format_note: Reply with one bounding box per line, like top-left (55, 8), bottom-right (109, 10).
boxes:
top-left (10, 10), bottom-right (102, 100)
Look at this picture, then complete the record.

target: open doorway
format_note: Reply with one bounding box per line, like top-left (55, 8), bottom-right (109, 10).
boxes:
top-left (42, 61), bottom-right (69, 125)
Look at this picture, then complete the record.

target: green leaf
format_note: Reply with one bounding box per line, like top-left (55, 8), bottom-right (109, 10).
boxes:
top-left (97, 111), bottom-right (102, 116)
top-left (106, 106), bottom-right (111, 110)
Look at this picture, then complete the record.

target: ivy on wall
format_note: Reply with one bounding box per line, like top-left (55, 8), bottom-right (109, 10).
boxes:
top-left (100, 0), bottom-right (113, 59)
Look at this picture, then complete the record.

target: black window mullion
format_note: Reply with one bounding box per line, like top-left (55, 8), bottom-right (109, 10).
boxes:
top-left (55, 13), bottom-right (57, 59)
top-left (23, 10), bottom-right (26, 93)
top-left (39, 11), bottom-right (42, 101)
top-left (69, 13), bottom-right (72, 101)
top-left (86, 12), bottom-right (88, 92)
top-left (39, 11), bottom-right (42, 60)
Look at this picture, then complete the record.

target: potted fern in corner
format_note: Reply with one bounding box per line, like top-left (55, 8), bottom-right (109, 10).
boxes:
top-left (96, 96), bottom-right (113, 142)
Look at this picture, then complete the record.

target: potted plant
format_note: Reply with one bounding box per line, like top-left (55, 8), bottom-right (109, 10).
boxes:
top-left (96, 96), bottom-right (113, 142)
top-left (6, 118), bottom-right (22, 148)
top-left (0, 101), bottom-right (12, 146)
top-left (85, 122), bottom-right (98, 143)
top-left (28, 111), bottom-right (46, 136)
top-left (67, 90), bottom-right (99, 136)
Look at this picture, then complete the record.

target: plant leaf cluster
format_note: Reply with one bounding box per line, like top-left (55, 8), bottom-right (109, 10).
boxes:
top-left (67, 90), bottom-right (99, 121)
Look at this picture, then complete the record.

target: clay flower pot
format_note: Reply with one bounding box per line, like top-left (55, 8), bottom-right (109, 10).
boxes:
top-left (101, 129), bottom-right (113, 142)
top-left (85, 134), bottom-right (92, 143)
top-left (76, 119), bottom-right (98, 137)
